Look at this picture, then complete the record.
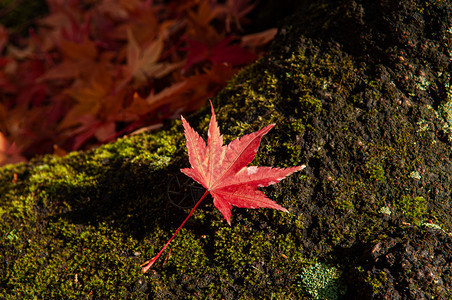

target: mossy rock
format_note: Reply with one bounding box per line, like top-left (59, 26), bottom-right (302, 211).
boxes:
top-left (2, 0), bottom-right (452, 298)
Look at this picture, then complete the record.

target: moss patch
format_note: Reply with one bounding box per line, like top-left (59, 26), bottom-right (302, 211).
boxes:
top-left (2, 0), bottom-right (452, 298)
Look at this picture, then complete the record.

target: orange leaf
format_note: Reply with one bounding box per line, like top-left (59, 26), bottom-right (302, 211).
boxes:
top-left (241, 28), bottom-right (278, 49)
top-left (118, 28), bottom-right (181, 90)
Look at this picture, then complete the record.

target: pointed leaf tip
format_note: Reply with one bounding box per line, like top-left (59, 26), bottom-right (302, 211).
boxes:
top-left (209, 99), bottom-right (215, 115)
top-left (143, 102), bottom-right (305, 270)
top-left (181, 101), bottom-right (304, 223)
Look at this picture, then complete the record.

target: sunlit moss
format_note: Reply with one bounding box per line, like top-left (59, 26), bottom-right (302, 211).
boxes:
top-left (1, 219), bottom-right (145, 298)
top-left (393, 195), bottom-right (428, 225)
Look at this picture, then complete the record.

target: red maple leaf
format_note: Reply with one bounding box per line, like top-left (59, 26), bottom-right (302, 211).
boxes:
top-left (141, 101), bottom-right (304, 272)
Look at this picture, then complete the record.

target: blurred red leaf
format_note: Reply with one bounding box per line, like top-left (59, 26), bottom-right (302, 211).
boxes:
top-left (241, 28), bottom-right (278, 50)
top-left (0, 25), bottom-right (8, 53)
top-left (183, 37), bottom-right (258, 70)
top-left (0, 132), bottom-right (26, 166)
top-left (218, 0), bottom-right (257, 31)
top-left (0, 0), bottom-right (276, 165)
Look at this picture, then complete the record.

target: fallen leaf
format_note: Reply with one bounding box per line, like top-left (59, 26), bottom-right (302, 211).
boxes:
top-left (218, 0), bottom-right (257, 31)
top-left (183, 37), bottom-right (258, 71)
top-left (0, 25), bottom-right (8, 53)
top-left (141, 101), bottom-right (304, 272)
top-left (0, 0), bottom-right (276, 165)
top-left (241, 28), bottom-right (278, 50)
top-left (0, 132), bottom-right (26, 166)
top-left (181, 101), bottom-right (303, 224)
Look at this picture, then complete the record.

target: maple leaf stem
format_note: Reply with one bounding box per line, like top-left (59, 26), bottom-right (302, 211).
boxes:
top-left (141, 189), bottom-right (210, 273)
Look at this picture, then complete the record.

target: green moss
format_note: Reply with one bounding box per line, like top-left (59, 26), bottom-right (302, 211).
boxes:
top-left (160, 228), bottom-right (208, 276)
top-left (439, 97), bottom-right (452, 140)
top-left (393, 195), bottom-right (428, 225)
top-left (0, 218), bottom-right (146, 299)
top-left (366, 164), bottom-right (386, 183)
top-left (363, 270), bottom-right (388, 295)
top-left (212, 221), bottom-right (278, 270)
top-left (0, 122), bottom-right (184, 298)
